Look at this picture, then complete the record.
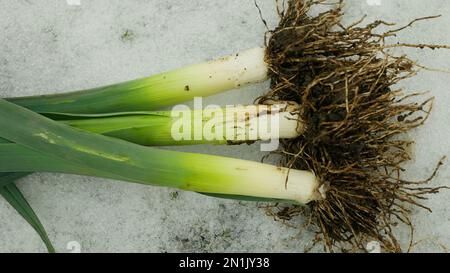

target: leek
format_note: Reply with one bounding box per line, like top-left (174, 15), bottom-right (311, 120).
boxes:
top-left (7, 48), bottom-right (268, 114)
top-left (0, 99), bottom-right (320, 204)
top-left (58, 103), bottom-right (302, 146)
top-left (0, 100), bottom-right (303, 252)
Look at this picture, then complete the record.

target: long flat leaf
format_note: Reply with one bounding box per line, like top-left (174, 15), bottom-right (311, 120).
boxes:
top-left (0, 174), bottom-right (55, 252)
top-left (0, 173), bottom-right (30, 187)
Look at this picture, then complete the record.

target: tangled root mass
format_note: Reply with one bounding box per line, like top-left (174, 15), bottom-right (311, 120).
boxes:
top-left (259, 0), bottom-right (448, 252)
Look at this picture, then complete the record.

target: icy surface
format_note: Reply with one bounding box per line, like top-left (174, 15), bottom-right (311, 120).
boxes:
top-left (0, 0), bottom-right (449, 252)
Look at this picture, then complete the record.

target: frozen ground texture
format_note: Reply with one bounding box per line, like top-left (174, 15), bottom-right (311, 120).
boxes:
top-left (0, 0), bottom-right (449, 252)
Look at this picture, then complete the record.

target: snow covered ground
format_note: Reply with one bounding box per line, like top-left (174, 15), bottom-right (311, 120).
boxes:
top-left (0, 0), bottom-right (449, 252)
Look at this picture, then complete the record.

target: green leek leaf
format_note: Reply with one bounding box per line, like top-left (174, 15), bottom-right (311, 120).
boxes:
top-left (0, 174), bottom-right (55, 253)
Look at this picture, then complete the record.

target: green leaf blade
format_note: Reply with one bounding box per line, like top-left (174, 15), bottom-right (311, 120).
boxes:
top-left (0, 175), bottom-right (55, 253)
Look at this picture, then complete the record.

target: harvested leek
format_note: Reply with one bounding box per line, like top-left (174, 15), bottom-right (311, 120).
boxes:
top-left (7, 48), bottom-right (268, 114)
top-left (57, 102), bottom-right (303, 146)
top-left (0, 98), bottom-right (320, 204)
top-left (2, 0), bottom-right (448, 253)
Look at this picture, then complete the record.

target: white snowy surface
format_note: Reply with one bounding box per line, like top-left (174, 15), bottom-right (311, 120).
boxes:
top-left (0, 0), bottom-right (449, 252)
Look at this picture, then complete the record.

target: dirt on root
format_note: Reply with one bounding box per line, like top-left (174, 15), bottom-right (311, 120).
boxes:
top-left (259, 0), bottom-right (449, 252)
